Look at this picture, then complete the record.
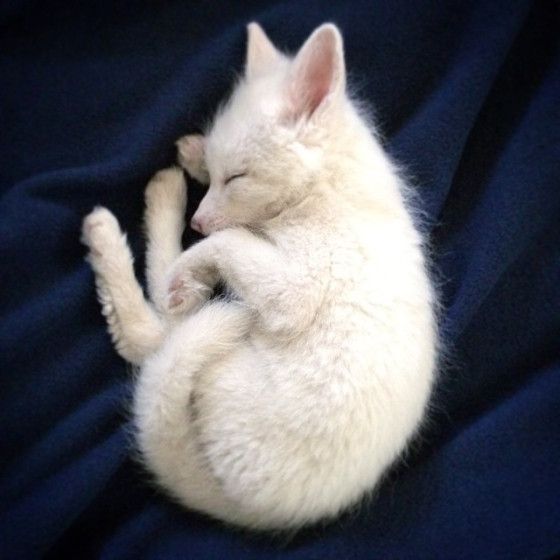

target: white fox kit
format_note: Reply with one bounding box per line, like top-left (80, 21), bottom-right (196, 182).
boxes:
top-left (82, 23), bottom-right (437, 530)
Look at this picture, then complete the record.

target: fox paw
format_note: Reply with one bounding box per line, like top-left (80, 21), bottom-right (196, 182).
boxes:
top-left (81, 207), bottom-right (122, 257)
top-left (145, 167), bottom-right (187, 211)
top-left (166, 272), bottom-right (212, 315)
top-left (176, 134), bottom-right (209, 184)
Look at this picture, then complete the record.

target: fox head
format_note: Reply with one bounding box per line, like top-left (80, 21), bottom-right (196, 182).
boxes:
top-left (177, 22), bottom-right (348, 235)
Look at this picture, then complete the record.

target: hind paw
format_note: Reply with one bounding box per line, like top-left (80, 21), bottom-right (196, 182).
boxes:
top-left (81, 207), bottom-right (122, 257)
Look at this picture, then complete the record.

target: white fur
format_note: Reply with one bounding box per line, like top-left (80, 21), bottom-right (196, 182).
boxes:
top-left (82, 23), bottom-right (437, 530)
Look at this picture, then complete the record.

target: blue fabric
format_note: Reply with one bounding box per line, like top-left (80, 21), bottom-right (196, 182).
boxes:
top-left (1, 1), bottom-right (559, 558)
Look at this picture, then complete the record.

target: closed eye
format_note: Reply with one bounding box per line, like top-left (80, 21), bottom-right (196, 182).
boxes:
top-left (224, 173), bottom-right (247, 185)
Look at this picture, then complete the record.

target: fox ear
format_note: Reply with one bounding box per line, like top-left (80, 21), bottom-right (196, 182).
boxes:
top-left (284, 24), bottom-right (345, 122)
top-left (245, 22), bottom-right (281, 79)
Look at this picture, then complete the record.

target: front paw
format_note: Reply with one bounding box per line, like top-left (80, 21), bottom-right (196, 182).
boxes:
top-left (176, 134), bottom-right (210, 184)
top-left (145, 167), bottom-right (186, 212)
top-left (166, 272), bottom-right (212, 315)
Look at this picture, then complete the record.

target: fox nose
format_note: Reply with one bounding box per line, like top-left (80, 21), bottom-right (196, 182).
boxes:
top-left (190, 216), bottom-right (202, 233)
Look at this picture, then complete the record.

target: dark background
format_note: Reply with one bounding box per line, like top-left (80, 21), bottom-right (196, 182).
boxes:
top-left (1, 1), bottom-right (559, 558)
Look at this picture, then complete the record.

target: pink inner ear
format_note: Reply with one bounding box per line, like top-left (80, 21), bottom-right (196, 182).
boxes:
top-left (303, 45), bottom-right (335, 113)
top-left (288, 29), bottom-right (341, 121)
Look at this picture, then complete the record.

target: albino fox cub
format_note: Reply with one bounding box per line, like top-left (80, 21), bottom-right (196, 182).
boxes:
top-left (82, 22), bottom-right (437, 529)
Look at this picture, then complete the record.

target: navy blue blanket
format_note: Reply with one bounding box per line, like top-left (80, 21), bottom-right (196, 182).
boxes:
top-left (1, 1), bottom-right (559, 558)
